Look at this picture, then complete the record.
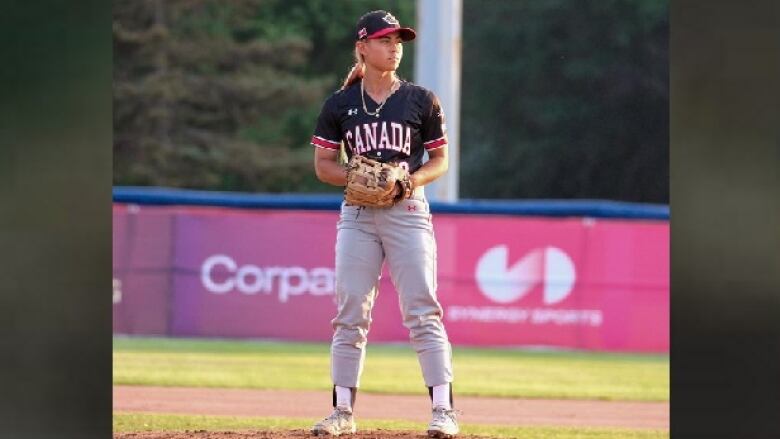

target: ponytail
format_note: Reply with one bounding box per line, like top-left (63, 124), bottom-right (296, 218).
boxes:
top-left (341, 46), bottom-right (365, 90)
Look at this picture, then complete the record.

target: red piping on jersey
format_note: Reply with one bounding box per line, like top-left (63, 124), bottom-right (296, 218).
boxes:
top-left (423, 136), bottom-right (447, 150)
top-left (311, 136), bottom-right (340, 150)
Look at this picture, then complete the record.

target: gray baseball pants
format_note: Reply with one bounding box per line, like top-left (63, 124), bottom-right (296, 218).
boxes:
top-left (330, 188), bottom-right (453, 388)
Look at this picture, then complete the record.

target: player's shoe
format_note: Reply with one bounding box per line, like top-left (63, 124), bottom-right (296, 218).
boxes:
top-left (427, 406), bottom-right (459, 438)
top-left (311, 406), bottom-right (357, 436)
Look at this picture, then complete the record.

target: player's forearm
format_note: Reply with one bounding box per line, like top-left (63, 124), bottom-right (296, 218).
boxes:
top-left (315, 159), bottom-right (348, 186)
top-left (410, 155), bottom-right (448, 188)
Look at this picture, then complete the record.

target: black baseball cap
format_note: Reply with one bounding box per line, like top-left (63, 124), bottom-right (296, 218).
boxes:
top-left (355, 10), bottom-right (416, 41)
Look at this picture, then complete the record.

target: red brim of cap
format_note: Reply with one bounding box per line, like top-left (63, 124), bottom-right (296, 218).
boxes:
top-left (367, 27), bottom-right (416, 41)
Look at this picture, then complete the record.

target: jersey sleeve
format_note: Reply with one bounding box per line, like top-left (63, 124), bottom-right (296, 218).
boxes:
top-left (310, 95), bottom-right (342, 150)
top-left (420, 91), bottom-right (448, 150)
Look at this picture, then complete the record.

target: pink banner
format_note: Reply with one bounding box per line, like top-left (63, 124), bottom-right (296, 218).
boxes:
top-left (436, 215), bottom-right (668, 352)
top-left (112, 204), bottom-right (174, 335)
top-left (113, 204), bottom-right (668, 352)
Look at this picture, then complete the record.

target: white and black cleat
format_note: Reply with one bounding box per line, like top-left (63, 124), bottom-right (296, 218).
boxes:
top-left (427, 406), bottom-right (459, 438)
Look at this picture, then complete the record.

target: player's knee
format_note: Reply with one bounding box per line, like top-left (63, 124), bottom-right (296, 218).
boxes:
top-left (401, 299), bottom-right (442, 322)
top-left (333, 295), bottom-right (374, 328)
top-left (405, 312), bottom-right (446, 343)
top-left (335, 283), bottom-right (377, 306)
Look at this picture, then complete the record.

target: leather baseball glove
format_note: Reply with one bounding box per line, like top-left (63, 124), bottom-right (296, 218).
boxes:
top-left (344, 155), bottom-right (413, 208)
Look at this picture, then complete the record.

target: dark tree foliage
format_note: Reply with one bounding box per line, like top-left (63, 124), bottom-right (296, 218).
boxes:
top-left (114, 0), bottom-right (667, 202)
top-left (460, 0), bottom-right (668, 202)
top-left (113, 0), bottom-right (414, 192)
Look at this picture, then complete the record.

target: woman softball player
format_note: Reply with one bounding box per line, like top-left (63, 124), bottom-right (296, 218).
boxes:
top-left (309, 10), bottom-right (458, 439)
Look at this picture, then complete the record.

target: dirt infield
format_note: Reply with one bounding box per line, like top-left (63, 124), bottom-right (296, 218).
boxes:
top-left (114, 386), bottom-right (668, 430)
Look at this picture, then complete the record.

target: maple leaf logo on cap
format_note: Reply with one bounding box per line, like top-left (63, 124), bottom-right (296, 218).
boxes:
top-left (382, 13), bottom-right (399, 25)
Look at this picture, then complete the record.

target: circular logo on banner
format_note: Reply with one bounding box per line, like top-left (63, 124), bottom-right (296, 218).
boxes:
top-left (475, 245), bottom-right (576, 304)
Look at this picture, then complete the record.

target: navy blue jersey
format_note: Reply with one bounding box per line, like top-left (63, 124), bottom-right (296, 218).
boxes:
top-left (310, 79), bottom-right (447, 173)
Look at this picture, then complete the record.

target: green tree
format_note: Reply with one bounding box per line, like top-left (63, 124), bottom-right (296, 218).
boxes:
top-left (113, 0), bottom-right (415, 193)
top-left (460, 0), bottom-right (668, 202)
top-left (114, 0), bottom-right (667, 202)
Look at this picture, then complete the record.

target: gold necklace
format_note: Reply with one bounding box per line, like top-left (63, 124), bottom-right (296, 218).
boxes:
top-left (361, 78), bottom-right (399, 118)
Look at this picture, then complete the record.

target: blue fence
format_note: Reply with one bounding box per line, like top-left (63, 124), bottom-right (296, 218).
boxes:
top-left (113, 186), bottom-right (669, 220)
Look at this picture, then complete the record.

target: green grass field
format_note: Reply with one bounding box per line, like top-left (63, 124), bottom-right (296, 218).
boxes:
top-left (114, 413), bottom-right (669, 438)
top-left (113, 336), bottom-right (668, 401)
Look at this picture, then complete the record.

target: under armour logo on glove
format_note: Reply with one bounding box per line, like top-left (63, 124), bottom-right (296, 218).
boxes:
top-left (407, 205), bottom-right (417, 211)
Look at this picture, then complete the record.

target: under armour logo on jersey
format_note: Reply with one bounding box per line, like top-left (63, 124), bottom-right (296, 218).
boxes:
top-left (347, 108), bottom-right (358, 116)
top-left (407, 205), bottom-right (417, 211)
top-left (382, 13), bottom-right (399, 25)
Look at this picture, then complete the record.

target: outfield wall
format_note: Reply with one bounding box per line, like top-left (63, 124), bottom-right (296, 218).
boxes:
top-left (113, 188), bottom-right (669, 353)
